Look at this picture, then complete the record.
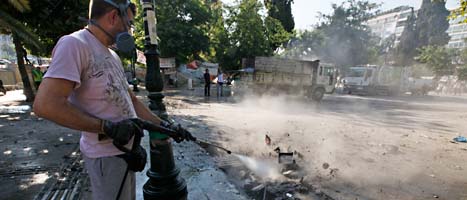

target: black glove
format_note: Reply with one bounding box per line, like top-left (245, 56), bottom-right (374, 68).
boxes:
top-left (102, 118), bottom-right (143, 145)
top-left (161, 120), bottom-right (196, 143)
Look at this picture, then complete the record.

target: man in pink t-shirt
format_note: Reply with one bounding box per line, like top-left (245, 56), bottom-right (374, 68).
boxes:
top-left (33, 0), bottom-right (193, 199)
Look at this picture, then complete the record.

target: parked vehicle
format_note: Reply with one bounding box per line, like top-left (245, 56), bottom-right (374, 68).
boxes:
top-left (240, 57), bottom-right (337, 101)
top-left (342, 65), bottom-right (410, 95)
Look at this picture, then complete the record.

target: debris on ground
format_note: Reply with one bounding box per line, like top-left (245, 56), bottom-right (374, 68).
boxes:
top-left (453, 136), bottom-right (467, 143)
top-left (278, 152), bottom-right (294, 164)
top-left (329, 168), bottom-right (339, 178)
top-left (265, 134), bottom-right (271, 145)
top-left (274, 147), bottom-right (281, 154)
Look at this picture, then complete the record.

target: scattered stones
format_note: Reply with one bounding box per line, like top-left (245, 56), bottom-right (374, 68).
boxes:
top-left (329, 168), bottom-right (339, 177)
top-left (322, 163), bottom-right (330, 170)
top-left (265, 134), bottom-right (271, 145)
top-left (251, 184), bottom-right (264, 191)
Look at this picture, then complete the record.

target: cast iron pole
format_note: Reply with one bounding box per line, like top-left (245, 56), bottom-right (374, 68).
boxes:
top-left (141, 1), bottom-right (187, 199)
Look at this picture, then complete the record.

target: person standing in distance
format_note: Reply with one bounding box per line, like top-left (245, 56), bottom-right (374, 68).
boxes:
top-left (217, 69), bottom-right (224, 97)
top-left (204, 69), bottom-right (211, 97)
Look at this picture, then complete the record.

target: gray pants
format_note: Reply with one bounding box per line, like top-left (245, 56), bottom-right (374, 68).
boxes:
top-left (84, 155), bottom-right (135, 200)
top-left (217, 83), bottom-right (223, 97)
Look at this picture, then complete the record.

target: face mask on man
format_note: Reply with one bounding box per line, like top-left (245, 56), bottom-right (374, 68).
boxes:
top-left (89, 0), bottom-right (135, 55)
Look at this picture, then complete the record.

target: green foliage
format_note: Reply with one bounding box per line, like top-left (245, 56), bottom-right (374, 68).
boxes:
top-left (264, 0), bottom-right (294, 33)
top-left (131, 0), bottom-right (292, 70)
top-left (449, 0), bottom-right (467, 23)
top-left (229, 0), bottom-right (271, 59)
top-left (0, 0), bottom-right (42, 50)
top-left (265, 16), bottom-right (291, 51)
top-left (6, 0), bottom-right (89, 56)
top-left (210, 0), bottom-right (291, 70)
top-left (208, 2), bottom-right (238, 69)
top-left (459, 46), bottom-right (467, 62)
top-left (150, 0), bottom-right (211, 64)
top-left (395, 8), bottom-right (417, 65)
top-left (282, 29), bottom-right (325, 59)
top-left (292, 0), bottom-right (378, 66)
top-left (133, 0), bottom-right (145, 51)
top-left (416, 45), bottom-right (456, 76)
top-left (458, 66), bottom-right (467, 80)
top-left (415, 0), bottom-right (450, 47)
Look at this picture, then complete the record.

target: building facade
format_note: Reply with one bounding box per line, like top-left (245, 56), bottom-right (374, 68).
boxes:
top-left (367, 6), bottom-right (467, 49)
top-left (0, 34), bottom-right (14, 60)
top-left (366, 6), bottom-right (414, 45)
top-left (447, 16), bottom-right (467, 49)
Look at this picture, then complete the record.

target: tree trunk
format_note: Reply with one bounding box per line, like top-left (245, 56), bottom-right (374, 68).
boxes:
top-left (12, 33), bottom-right (35, 102)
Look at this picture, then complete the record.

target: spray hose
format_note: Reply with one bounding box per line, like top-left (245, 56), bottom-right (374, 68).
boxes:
top-left (137, 120), bottom-right (232, 154)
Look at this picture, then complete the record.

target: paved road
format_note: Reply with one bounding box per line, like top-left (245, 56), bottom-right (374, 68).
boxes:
top-left (167, 89), bottom-right (467, 200)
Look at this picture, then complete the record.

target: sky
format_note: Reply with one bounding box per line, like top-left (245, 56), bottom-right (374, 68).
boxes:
top-left (222, 0), bottom-right (460, 30)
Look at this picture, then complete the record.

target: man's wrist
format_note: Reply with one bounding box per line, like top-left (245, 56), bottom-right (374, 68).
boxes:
top-left (97, 119), bottom-right (109, 141)
top-left (99, 119), bottom-right (105, 134)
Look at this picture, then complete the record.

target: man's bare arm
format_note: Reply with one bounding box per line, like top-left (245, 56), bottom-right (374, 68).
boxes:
top-left (33, 78), bottom-right (102, 133)
top-left (129, 89), bottom-right (162, 125)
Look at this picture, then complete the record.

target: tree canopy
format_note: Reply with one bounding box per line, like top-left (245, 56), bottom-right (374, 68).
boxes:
top-left (150, 0), bottom-right (211, 64)
top-left (415, 0), bottom-right (450, 48)
top-left (283, 0), bottom-right (379, 67)
top-left (264, 0), bottom-right (294, 33)
top-left (416, 45), bottom-right (456, 76)
top-left (10, 0), bottom-right (89, 56)
top-left (395, 8), bottom-right (417, 65)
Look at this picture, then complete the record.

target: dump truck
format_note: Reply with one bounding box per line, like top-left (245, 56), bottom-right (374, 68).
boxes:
top-left (342, 65), bottom-right (410, 95)
top-left (240, 57), bottom-right (337, 101)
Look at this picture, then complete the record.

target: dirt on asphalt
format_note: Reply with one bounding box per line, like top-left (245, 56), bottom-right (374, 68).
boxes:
top-left (0, 91), bottom-right (82, 200)
top-left (165, 88), bottom-right (467, 200)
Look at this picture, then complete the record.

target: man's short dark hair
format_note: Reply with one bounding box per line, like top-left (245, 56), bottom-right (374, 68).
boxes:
top-left (89, 0), bottom-right (136, 20)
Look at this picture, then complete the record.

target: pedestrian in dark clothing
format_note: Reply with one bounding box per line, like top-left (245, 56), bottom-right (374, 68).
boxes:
top-left (0, 80), bottom-right (6, 95)
top-left (204, 69), bottom-right (211, 96)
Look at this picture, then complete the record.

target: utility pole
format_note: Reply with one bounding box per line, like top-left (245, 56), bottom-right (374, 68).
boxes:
top-left (141, 1), bottom-right (188, 199)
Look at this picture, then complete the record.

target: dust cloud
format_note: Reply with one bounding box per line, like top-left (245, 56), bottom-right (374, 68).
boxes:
top-left (173, 89), bottom-right (467, 199)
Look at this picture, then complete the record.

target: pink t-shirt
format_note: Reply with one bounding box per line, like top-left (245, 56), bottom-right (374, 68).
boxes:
top-left (45, 29), bottom-right (137, 158)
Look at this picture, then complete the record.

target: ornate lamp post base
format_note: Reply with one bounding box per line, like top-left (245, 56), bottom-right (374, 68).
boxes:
top-left (143, 139), bottom-right (187, 200)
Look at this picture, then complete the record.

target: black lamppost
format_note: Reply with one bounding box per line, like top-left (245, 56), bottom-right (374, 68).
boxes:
top-left (141, 1), bottom-right (187, 199)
